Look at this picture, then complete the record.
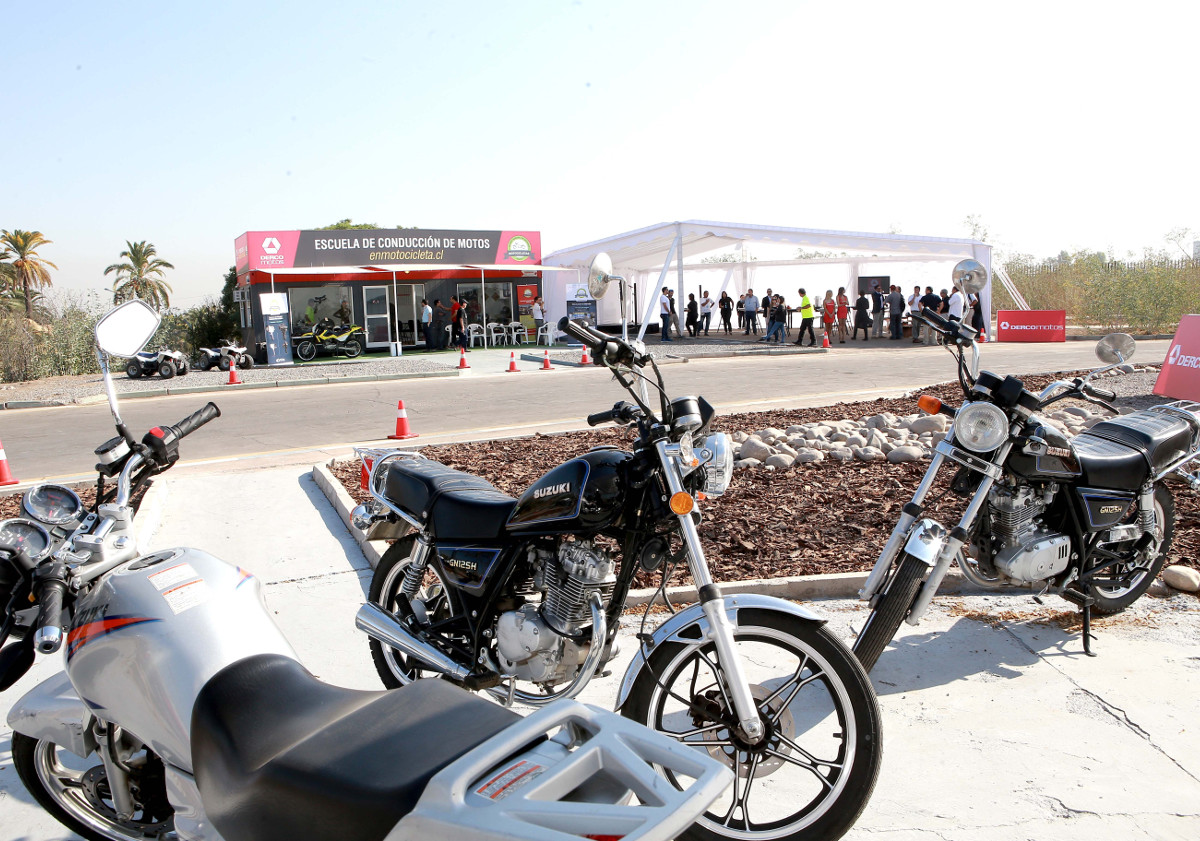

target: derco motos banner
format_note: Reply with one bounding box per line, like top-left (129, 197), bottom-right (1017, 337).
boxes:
top-left (995, 310), bottom-right (1066, 342)
top-left (1153, 314), bottom-right (1200, 401)
top-left (236, 229), bottom-right (541, 273)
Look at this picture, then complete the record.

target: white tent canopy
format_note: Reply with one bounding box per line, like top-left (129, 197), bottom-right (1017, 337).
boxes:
top-left (542, 220), bottom-right (993, 337)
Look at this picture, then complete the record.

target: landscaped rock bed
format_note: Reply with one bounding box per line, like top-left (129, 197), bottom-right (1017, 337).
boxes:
top-left (329, 368), bottom-right (1198, 588)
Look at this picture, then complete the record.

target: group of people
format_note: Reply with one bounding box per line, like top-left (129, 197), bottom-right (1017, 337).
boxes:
top-left (419, 296), bottom-right (470, 351)
top-left (658, 288), bottom-right (732, 340)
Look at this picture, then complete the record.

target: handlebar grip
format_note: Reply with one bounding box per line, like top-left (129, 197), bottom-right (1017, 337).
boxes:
top-left (920, 307), bottom-right (951, 330)
top-left (557, 317), bottom-right (608, 352)
top-left (174, 402), bottom-right (221, 438)
top-left (1086, 384), bottom-right (1117, 402)
top-left (587, 410), bottom-right (615, 427)
top-left (34, 578), bottom-right (67, 654)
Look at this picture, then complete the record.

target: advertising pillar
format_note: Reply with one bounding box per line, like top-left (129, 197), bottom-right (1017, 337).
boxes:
top-left (260, 293), bottom-right (293, 365)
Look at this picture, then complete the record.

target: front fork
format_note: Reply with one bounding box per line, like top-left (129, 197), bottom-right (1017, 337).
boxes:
top-left (656, 441), bottom-right (765, 744)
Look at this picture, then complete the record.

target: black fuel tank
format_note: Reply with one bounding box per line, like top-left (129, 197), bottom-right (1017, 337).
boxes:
top-left (507, 449), bottom-right (631, 534)
top-left (1008, 423), bottom-right (1082, 480)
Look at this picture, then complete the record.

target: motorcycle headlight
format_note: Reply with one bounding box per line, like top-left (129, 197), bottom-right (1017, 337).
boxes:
top-left (952, 401), bottom-right (1009, 453)
top-left (697, 433), bottom-right (734, 497)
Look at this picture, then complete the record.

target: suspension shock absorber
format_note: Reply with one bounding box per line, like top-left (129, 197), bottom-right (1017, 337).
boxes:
top-left (400, 535), bottom-right (433, 598)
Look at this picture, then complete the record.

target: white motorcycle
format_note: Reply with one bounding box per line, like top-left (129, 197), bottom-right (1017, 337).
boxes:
top-left (0, 299), bottom-right (731, 841)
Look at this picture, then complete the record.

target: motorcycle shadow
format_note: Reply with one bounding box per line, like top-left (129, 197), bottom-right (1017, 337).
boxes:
top-left (293, 474), bottom-right (374, 591)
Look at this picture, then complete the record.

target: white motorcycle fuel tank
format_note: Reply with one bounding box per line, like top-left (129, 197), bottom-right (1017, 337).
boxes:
top-left (63, 547), bottom-right (297, 771)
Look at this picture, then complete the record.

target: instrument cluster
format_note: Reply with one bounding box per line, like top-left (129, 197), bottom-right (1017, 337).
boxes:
top-left (0, 484), bottom-right (86, 563)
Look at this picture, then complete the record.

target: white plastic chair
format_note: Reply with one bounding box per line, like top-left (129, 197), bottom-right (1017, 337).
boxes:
top-left (467, 323), bottom-right (485, 347)
top-left (536, 323), bottom-right (556, 346)
top-left (507, 321), bottom-right (528, 345)
top-left (487, 322), bottom-right (508, 346)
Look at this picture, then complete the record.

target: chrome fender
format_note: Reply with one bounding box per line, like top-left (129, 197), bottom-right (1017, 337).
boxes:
top-left (7, 670), bottom-right (96, 758)
top-left (903, 518), bottom-right (948, 566)
top-left (615, 593), bottom-right (825, 710)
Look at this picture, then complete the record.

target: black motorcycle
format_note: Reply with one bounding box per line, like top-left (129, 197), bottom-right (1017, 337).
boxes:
top-left (351, 315), bottom-right (882, 841)
top-left (853, 261), bottom-right (1200, 671)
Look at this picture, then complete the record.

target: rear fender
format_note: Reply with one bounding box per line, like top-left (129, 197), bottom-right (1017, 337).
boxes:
top-left (615, 593), bottom-right (824, 710)
top-left (7, 671), bottom-right (96, 758)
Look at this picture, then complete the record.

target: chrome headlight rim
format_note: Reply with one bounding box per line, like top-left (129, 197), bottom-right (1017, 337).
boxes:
top-left (952, 401), bottom-right (1009, 453)
top-left (697, 432), bottom-right (734, 497)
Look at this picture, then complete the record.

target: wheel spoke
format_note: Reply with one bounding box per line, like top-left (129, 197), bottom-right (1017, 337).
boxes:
top-left (695, 648), bottom-right (734, 712)
top-left (670, 721), bottom-right (726, 739)
top-left (721, 753), bottom-right (742, 826)
top-left (758, 653), bottom-right (808, 709)
top-left (776, 730), bottom-right (845, 771)
top-left (764, 747), bottom-right (837, 790)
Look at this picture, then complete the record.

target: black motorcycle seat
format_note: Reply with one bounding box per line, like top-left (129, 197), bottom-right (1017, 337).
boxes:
top-left (1072, 434), bottom-right (1149, 490)
top-left (1084, 410), bottom-right (1194, 474)
top-left (192, 654), bottom-right (519, 841)
top-left (135, 351), bottom-right (157, 361)
top-left (384, 459), bottom-right (517, 539)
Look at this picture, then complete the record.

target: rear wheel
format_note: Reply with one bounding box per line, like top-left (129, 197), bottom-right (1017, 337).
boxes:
top-left (12, 732), bottom-right (174, 841)
top-left (851, 553), bottom-right (928, 672)
top-left (296, 341), bottom-right (316, 362)
top-left (1088, 484), bottom-right (1175, 614)
top-left (238, 354), bottom-right (255, 369)
top-left (344, 338), bottom-right (363, 358)
top-left (368, 537), bottom-right (454, 687)
top-left (125, 362), bottom-right (141, 379)
top-left (157, 361), bottom-right (175, 380)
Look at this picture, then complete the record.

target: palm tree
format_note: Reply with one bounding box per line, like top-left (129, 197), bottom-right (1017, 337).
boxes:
top-left (105, 240), bottom-right (174, 310)
top-left (0, 287), bottom-right (48, 319)
top-left (0, 230), bottom-right (57, 320)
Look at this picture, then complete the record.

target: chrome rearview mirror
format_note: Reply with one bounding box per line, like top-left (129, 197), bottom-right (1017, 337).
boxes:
top-left (587, 252), bottom-right (615, 300)
top-left (952, 259), bottom-right (989, 295)
top-left (1096, 332), bottom-right (1136, 365)
top-left (95, 300), bottom-right (161, 358)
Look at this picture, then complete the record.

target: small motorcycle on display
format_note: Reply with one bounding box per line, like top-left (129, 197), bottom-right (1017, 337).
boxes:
top-left (293, 317), bottom-right (365, 361)
top-left (124, 347), bottom-right (188, 379)
top-left (853, 260), bottom-right (1200, 671)
top-left (193, 340), bottom-right (254, 372)
top-left (350, 254), bottom-right (882, 841)
top-left (1, 299), bottom-right (731, 841)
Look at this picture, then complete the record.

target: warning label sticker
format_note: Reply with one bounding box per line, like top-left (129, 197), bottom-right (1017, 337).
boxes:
top-left (161, 579), bottom-right (209, 615)
top-left (148, 563), bottom-right (198, 591)
top-left (474, 760), bottom-right (545, 801)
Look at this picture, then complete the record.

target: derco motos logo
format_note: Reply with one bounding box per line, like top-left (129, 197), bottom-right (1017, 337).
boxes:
top-left (259, 236), bottom-right (285, 267)
top-left (262, 237), bottom-right (281, 254)
top-left (1168, 344), bottom-right (1200, 370)
top-left (1000, 321), bottom-right (1057, 331)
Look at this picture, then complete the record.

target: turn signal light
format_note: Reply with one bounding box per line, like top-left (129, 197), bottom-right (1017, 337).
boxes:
top-left (669, 492), bottom-right (695, 515)
top-left (917, 394), bottom-right (943, 416)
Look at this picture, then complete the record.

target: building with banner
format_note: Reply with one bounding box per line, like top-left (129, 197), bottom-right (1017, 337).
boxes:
top-left (234, 228), bottom-right (568, 361)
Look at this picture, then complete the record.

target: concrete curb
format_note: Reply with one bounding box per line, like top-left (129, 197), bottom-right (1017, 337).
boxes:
top-left (312, 461), bottom-right (384, 567)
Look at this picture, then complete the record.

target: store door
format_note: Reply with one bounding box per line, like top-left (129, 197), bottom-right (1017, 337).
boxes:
top-left (364, 286), bottom-right (392, 350)
top-left (364, 284), bottom-right (424, 349)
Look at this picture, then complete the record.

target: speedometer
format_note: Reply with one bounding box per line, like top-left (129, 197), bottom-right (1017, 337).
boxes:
top-left (0, 518), bottom-right (52, 562)
top-left (23, 484), bottom-right (85, 526)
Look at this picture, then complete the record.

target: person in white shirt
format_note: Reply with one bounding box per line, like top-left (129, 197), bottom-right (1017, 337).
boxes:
top-left (908, 286), bottom-right (923, 343)
top-left (659, 287), bottom-right (673, 341)
top-left (699, 290), bottom-right (714, 336)
top-left (947, 286), bottom-right (965, 322)
top-left (420, 298), bottom-right (433, 349)
top-left (531, 296), bottom-right (545, 335)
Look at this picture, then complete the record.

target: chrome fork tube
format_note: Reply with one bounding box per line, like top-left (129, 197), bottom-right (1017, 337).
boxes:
top-left (95, 722), bottom-right (136, 821)
top-left (860, 452), bottom-right (947, 600)
top-left (656, 441), bottom-right (764, 743)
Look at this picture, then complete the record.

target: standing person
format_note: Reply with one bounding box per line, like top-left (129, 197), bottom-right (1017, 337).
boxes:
top-left (433, 298), bottom-right (449, 349)
top-left (699, 290), bottom-right (714, 336)
top-left (919, 286), bottom-right (942, 346)
top-left (719, 291), bottom-right (734, 334)
top-left (420, 298), bottom-right (433, 349)
top-left (887, 286), bottom-right (906, 339)
top-left (947, 284), bottom-right (965, 323)
top-left (908, 285), bottom-right (923, 343)
top-left (793, 287), bottom-right (816, 346)
top-left (759, 295), bottom-right (786, 343)
top-left (736, 295), bottom-right (746, 330)
top-left (685, 293), bottom-right (699, 337)
top-left (668, 290), bottom-right (684, 338)
top-left (939, 288), bottom-right (951, 318)
top-left (761, 288), bottom-right (774, 334)
top-left (452, 298), bottom-right (469, 352)
top-left (969, 291), bottom-right (985, 334)
top-left (743, 289), bottom-right (760, 335)
top-left (852, 291), bottom-right (871, 340)
top-left (658, 286), bottom-right (672, 342)
top-left (531, 295), bottom-right (545, 336)
top-left (821, 291), bottom-right (836, 343)
top-left (835, 286), bottom-right (850, 344)
top-left (870, 284), bottom-right (885, 338)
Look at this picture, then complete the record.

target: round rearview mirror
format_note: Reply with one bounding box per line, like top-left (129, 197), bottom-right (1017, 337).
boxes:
top-left (588, 252), bottom-right (614, 300)
top-left (95, 299), bottom-right (161, 358)
top-left (1096, 333), bottom-right (1136, 365)
top-left (952, 259), bottom-right (989, 294)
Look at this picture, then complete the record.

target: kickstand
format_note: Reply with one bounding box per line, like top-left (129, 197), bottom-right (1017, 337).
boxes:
top-left (504, 675), bottom-right (517, 708)
top-left (1080, 598), bottom-right (1097, 657)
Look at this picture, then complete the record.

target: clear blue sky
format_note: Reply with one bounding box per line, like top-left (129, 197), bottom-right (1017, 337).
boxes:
top-left (5, 0), bottom-right (1197, 307)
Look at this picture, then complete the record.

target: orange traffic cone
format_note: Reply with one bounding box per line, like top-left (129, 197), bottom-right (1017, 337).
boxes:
top-left (457, 348), bottom-right (470, 369)
top-left (505, 351), bottom-right (520, 373)
top-left (539, 349), bottom-right (554, 371)
top-left (978, 327), bottom-right (988, 343)
top-left (0, 436), bottom-right (18, 486)
top-left (388, 399), bottom-right (419, 440)
top-left (580, 346), bottom-right (591, 365)
top-left (226, 361), bottom-right (242, 385)
top-left (821, 331), bottom-right (831, 349)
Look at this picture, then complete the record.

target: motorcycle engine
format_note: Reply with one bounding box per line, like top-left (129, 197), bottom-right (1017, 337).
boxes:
top-left (987, 483), bottom-right (1072, 582)
top-left (495, 540), bottom-right (616, 685)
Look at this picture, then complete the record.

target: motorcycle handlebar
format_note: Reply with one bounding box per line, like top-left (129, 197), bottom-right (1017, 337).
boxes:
top-left (1084, 383), bottom-right (1117, 403)
top-left (173, 402), bottom-right (221, 439)
top-left (919, 306), bottom-right (952, 332)
top-left (33, 568), bottom-right (68, 654)
top-left (558, 317), bottom-right (609, 354)
top-left (587, 409), bottom-right (616, 427)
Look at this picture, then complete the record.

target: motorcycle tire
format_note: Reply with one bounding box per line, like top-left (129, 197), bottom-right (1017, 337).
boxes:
top-left (217, 356), bottom-right (232, 372)
top-left (296, 341), bottom-right (316, 362)
top-left (194, 358), bottom-right (210, 372)
top-left (851, 553), bottom-right (927, 673)
top-left (623, 610), bottom-right (882, 841)
top-left (176, 359), bottom-right (188, 376)
top-left (1089, 484), bottom-right (1175, 614)
top-left (157, 361), bottom-right (175, 380)
top-left (344, 339), bottom-right (363, 358)
top-left (125, 361), bottom-right (141, 379)
top-left (238, 355), bottom-right (255, 370)
top-left (368, 537), bottom-right (454, 688)
top-left (12, 732), bottom-right (175, 841)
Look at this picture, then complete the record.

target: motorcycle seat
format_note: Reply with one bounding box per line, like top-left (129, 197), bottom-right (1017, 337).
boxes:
top-left (1083, 410), bottom-right (1194, 475)
top-left (192, 654), bottom-right (519, 841)
top-left (1072, 434), bottom-right (1149, 490)
top-left (135, 351), bottom-right (157, 361)
top-left (384, 459), bottom-right (517, 539)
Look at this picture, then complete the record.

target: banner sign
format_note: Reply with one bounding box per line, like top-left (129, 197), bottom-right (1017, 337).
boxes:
top-left (237, 229), bottom-right (540, 272)
top-left (996, 309), bottom-right (1066, 342)
top-left (1153, 314), bottom-right (1200, 401)
top-left (259, 293), bottom-right (293, 366)
top-left (564, 283), bottom-right (596, 346)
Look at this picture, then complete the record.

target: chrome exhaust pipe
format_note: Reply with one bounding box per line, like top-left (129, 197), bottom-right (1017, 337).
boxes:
top-left (355, 602), bottom-right (470, 680)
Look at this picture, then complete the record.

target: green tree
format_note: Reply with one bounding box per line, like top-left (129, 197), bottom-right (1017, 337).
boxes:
top-left (105, 240), bottom-right (175, 310)
top-left (0, 229), bottom-right (57, 319)
top-left (317, 219), bottom-right (378, 230)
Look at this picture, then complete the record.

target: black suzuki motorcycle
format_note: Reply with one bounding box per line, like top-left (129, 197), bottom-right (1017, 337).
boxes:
top-left (853, 261), bottom-right (1200, 671)
top-left (351, 315), bottom-right (882, 841)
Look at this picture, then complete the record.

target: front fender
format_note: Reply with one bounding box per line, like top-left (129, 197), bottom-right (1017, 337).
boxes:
top-left (7, 670), bottom-right (96, 758)
top-left (615, 593), bottom-right (824, 710)
top-left (903, 518), bottom-right (947, 566)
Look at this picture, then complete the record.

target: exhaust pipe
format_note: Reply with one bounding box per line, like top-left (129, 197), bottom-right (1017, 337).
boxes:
top-left (355, 602), bottom-right (470, 680)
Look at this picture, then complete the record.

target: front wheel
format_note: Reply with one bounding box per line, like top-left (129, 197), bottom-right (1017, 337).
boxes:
top-left (125, 362), bottom-right (141, 379)
top-left (1088, 484), bottom-right (1175, 614)
top-left (623, 610), bottom-right (882, 841)
top-left (238, 354), bottom-right (255, 370)
top-left (368, 537), bottom-right (454, 687)
top-left (851, 553), bottom-right (928, 672)
top-left (12, 732), bottom-right (174, 841)
top-left (157, 361), bottom-right (175, 380)
top-left (295, 341), bottom-right (316, 362)
top-left (217, 356), bottom-right (232, 372)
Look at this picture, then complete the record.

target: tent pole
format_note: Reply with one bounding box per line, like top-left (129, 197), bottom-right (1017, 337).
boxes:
top-left (637, 229), bottom-right (683, 342)
top-left (392, 272), bottom-right (399, 351)
top-left (270, 272), bottom-right (275, 294)
top-left (675, 222), bottom-right (684, 333)
top-left (480, 269), bottom-right (486, 348)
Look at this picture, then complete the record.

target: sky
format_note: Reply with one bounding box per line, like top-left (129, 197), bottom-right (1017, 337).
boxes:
top-left (4, 0), bottom-right (1197, 308)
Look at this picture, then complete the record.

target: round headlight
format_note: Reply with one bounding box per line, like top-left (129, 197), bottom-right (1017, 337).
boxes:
top-left (952, 402), bottom-right (1009, 453)
top-left (698, 433), bottom-right (734, 497)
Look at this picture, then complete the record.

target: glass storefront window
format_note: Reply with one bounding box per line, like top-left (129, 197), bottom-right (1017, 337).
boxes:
top-left (456, 281), bottom-right (514, 326)
top-left (289, 286), bottom-right (353, 333)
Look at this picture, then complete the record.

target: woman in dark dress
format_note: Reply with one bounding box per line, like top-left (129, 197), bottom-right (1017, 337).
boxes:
top-left (718, 292), bottom-right (734, 334)
top-left (685, 293), bottom-right (699, 337)
top-left (852, 291), bottom-right (872, 340)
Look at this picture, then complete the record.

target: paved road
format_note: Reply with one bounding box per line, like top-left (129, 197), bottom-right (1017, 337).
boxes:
top-left (0, 340), bottom-right (1170, 482)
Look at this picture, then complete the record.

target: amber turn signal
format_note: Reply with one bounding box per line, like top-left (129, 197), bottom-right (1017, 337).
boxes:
top-left (917, 394), bottom-right (943, 416)
top-left (669, 492), bottom-right (695, 515)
